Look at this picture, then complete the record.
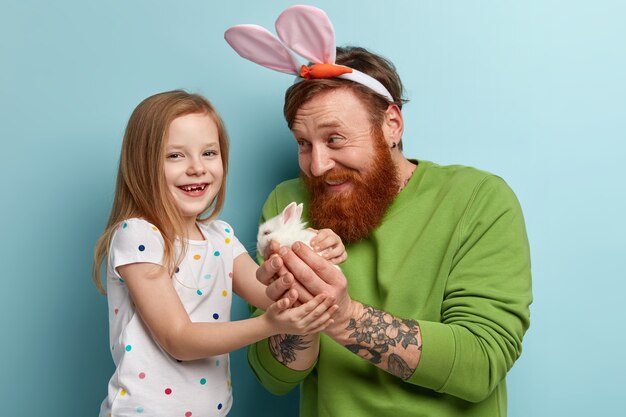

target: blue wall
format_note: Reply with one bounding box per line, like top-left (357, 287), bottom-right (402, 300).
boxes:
top-left (1, 1), bottom-right (624, 415)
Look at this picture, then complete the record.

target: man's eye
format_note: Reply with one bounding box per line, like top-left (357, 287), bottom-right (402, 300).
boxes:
top-left (328, 136), bottom-right (343, 145)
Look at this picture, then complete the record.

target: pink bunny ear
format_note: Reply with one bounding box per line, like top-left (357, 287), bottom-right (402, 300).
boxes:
top-left (224, 24), bottom-right (300, 74)
top-left (295, 203), bottom-right (304, 220)
top-left (224, 6), bottom-right (395, 102)
top-left (281, 202), bottom-right (299, 224)
top-left (275, 5), bottom-right (336, 64)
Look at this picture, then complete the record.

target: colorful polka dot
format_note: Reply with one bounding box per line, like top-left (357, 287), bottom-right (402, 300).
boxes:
top-left (138, 372), bottom-right (145, 379)
top-left (224, 228), bottom-right (230, 233)
top-left (196, 289), bottom-right (203, 296)
top-left (114, 308), bottom-right (119, 315)
top-left (119, 278), bottom-right (125, 284)
top-left (175, 267), bottom-right (180, 273)
top-left (212, 313), bottom-right (219, 320)
top-left (120, 389), bottom-right (127, 396)
top-left (193, 254), bottom-right (201, 260)
top-left (152, 226), bottom-right (158, 231)
top-left (225, 238), bottom-right (231, 244)
top-left (222, 290), bottom-right (228, 297)
top-left (217, 403), bottom-right (223, 410)
top-left (164, 388), bottom-right (172, 395)
top-left (123, 223), bottom-right (128, 229)
top-left (200, 378), bottom-right (206, 385)
top-left (136, 406), bottom-right (144, 413)
top-left (138, 245), bottom-right (145, 252)
top-left (203, 274), bottom-right (211, 280)
top-left (185, 412), bottom-right (192, 417)
top-left (228, 272), bottom-right (233, 279)
top-left (213, 251), bottom-right (220, 256)
top-left (125, 344), bottom-right (132, 352)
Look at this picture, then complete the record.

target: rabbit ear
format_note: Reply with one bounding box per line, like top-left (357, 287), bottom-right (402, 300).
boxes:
top-left (224, 24), bottom-right (300, 74)
top-left (281, 202), bottom-right (299, 224)
top-left (275, 5), bottom-right (336, 65)
top-left (295, 203), bottom-right (304, 220)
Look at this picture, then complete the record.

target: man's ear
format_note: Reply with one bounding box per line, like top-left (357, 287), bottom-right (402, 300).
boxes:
top-left (382, 104), bottom-right (404, 146)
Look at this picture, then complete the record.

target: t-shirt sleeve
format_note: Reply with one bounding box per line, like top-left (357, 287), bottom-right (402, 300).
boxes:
top-left (230, 230), bottom-right (248, 260)
top-left (212, 220), bottom-right (248, 259)
top-left (109, 218), bottom-right (165, 279)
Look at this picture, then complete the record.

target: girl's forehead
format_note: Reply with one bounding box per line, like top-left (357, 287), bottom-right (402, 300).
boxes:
top-left (166, 114), bottom-right (220, 146)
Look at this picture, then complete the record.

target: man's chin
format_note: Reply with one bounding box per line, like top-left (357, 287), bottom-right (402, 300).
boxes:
top-left (306, 179), bottom-right (395, 243)
top-left (323, 181), bottom-right (354, 194)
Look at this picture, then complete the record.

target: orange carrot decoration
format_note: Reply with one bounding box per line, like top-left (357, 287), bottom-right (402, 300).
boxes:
top-left (300, 63), bottom-right (353, 79)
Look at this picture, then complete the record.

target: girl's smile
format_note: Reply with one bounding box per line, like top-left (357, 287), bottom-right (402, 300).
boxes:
top-left (177, 182), bottom-right (209, 195)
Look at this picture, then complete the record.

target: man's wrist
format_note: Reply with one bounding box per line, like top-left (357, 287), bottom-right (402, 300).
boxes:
top-left (324, 299), bottom-right (363, 340)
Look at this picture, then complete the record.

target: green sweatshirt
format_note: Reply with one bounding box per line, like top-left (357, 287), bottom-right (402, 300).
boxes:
top-left (248, 160), bottom-right (532, 417)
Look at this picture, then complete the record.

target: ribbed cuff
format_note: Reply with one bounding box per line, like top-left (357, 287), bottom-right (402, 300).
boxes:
top-left (254, 337), bottom-right (315, 384)
top-left (408, 320), bottom-right (456, 391)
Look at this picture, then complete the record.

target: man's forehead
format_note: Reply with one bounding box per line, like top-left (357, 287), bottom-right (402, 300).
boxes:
top-left (292, 102), bottom-right (349, 130)
top-left (291, 116), bottom-right (346, 133)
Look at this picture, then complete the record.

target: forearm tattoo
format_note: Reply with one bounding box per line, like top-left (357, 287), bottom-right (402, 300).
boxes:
top-left (345, 304), bottom-right (421, 379)
top-left (269, 334), bottom-right (311, 366)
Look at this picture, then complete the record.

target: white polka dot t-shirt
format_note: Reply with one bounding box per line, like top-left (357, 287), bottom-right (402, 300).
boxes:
top-left (99, 218), bottom-right (246, 417)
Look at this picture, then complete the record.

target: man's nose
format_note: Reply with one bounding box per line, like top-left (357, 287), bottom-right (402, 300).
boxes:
top-left (310, 146), bottom-right (335, 177)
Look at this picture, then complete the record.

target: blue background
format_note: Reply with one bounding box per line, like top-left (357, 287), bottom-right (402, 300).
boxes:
top-left (1, 1), bottom-right (624, 415)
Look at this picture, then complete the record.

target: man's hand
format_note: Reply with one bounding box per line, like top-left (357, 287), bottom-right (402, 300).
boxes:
top-left (277, 242), bottom-right (356, 333)
top-left (257, 240), bottom-right (313, 305)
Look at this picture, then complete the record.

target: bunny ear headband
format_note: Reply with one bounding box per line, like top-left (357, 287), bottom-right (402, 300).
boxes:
top-left (224, 5), bottom-right (394, 102)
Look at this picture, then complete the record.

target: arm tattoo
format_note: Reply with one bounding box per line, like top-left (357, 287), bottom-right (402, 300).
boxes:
top-left (345, 304), bottom-right (421, 379)
top-left (269, 334), bottom-right (311, 366)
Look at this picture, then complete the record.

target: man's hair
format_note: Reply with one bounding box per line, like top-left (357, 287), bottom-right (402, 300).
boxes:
top-left (284, 46), bottom-right (408, 148)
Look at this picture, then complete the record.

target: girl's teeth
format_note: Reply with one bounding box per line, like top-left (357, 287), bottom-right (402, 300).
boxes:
top-left (181, 184), bottom-right (206, 191)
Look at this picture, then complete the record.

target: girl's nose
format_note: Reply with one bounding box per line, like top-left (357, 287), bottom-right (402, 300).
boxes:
top-left (186, 159), bottom-right (207, 176)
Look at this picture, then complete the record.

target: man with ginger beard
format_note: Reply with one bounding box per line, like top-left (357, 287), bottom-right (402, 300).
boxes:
top-left (249, 46), bottom-right (532, 417)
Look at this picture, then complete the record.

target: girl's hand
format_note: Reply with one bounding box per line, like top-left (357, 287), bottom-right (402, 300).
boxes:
top-left (309, 228), bottom-right (347, 265)
top-left (264, 294), bottom-right (338, 335)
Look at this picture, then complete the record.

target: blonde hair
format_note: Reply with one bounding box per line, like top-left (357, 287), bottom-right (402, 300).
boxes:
top-left (92, 90), bottom-right (230, 294)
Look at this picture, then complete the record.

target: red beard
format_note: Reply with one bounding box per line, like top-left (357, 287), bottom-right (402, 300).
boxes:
top-left (303, 131), bottom-right (399, 243)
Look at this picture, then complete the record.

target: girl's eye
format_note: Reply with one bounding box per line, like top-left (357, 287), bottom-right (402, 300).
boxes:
top-left (203, 150), bottom-right (218, 157)
top-left (167, 153), bottom-right (183, 160)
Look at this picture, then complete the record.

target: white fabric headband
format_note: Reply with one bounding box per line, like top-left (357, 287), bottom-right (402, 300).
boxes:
top-left (224, 5), bottom-right (394, 102)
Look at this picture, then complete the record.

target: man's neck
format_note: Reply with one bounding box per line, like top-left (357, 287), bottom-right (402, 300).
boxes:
top-left (394, 156), bottom-right (417, 193)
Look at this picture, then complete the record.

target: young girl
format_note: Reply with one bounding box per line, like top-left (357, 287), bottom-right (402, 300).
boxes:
top-left (92, 90), bottom-right (344, 417)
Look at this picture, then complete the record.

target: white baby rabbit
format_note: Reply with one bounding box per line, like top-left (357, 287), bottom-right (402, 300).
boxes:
top-left (257, 202), bottom-right (317, 259)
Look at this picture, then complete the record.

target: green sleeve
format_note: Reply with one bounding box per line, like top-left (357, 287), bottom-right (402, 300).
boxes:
top-left (409, 176), bottom-right (532, 402)
top-left (247, 188), bottom-right (316, 394)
